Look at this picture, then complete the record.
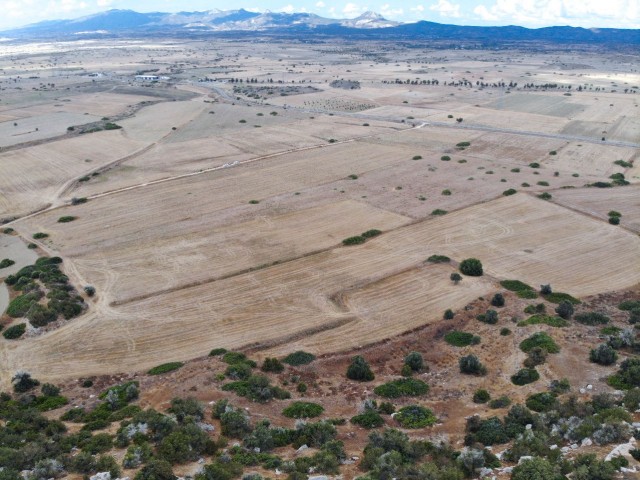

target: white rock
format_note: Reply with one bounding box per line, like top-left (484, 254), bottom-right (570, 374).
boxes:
top-left (581, 438), bottom-right (593, 447)
top-left (501, 467), bottom-right (513, 474)
top-left (632, 422), bottom-right (640, 428)
top-left (587, 384), bottom-right (593, 390)
top-left (525, 424), bottom-right (532, 430)
top-left (561, 447), bottom-right (571, 453)
top-left (296, 444), bottom-right (309, 453)
top-left (116, 477), bottom-right (130, 480)
top-left (479, 467), bottom-right (493, 477)
top-left (571, 444), bottom-right (579, 450)
top-left (197, 458), bottom-right (204, 464)
top-left (275, 469), bottom-right (282, 476)
top-left (308, 477), bottom-right (329, 480)
top-left (254, 447), bottom-right (260, 453)
top-left (550, 445), bottom-right (558, 450)
top-left (621, 467), bottom-right (638, 473)
top-left (90, 473), bottom-right (111, 480)
top-left (518, 456), bottom-right (533, 465)
top-left (580, 388), bottom-right (586, 394)
top-left (605, 437), bottom-right (637, 461)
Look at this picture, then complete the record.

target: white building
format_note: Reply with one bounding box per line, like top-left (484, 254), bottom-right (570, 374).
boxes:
top-left (135, 75), bottom-right (159, 81)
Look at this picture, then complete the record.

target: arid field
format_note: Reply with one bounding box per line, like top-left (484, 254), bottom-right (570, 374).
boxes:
top-left (1, 39), bottom-right (639, 384)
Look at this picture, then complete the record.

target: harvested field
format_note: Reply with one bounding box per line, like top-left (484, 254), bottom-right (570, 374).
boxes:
top-left (0, 112), bottom-right (101, 147)
top-left (484, 93), bottom-right (585, 117)
top-left (5, 194), bottom-right (640, 380)
top-left (551, 185), bottom-right (640, 232)
top-left (117, 100), bottom-right (206, 142)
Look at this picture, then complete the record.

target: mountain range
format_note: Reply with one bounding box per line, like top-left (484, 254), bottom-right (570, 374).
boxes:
top-left (2, 8), bottom-right (639, 45)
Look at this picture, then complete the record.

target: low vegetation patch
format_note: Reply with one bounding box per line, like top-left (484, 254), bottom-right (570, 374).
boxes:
top-left (575, 311), bottom-right (610, 325)
top-left (342, 235), bottom-right (366, 245)
top-left (0, 258), bottom-right (15, 269)
top-left (283, 350), bottom-right (315, 366)
top-left (222, 375), bottom-right (291, 402)
top-left (619, 300), bottom-right (640, 311)
top-left (373, 378), bottom-right (429, 398)
top-left (444, 331), bottom-right (481, 347)
top-left (431, 209), bottom-right (448, 215)
top-left (459, 258), bottom-right (483, 276)
top-left (520, 332), bottom-right (560, 354)
top-left (351, 410), bottom-right (384, 429)
top-left (426, 254), bottom-right (450, 263)
top-left (32, 232), bottom-right (49, 239)
top-left (395, 405), bottom-right (437, 428)
top-left (503, 189), bottom-right (517, 196)
top-left (3, 323), bottom-right (26, 340)
top-left (282, 402), bottom-right (324, 418)
top-left (542, 291), bottom-right (580, 304)
top-left (148, 362), bottom-right (184, 375)
top-left (511, 368), bottom-right (540, 386)
top-left (518, 315), bottom-right (568, 328)
top-left (57, 216), bottom-right (77, 223)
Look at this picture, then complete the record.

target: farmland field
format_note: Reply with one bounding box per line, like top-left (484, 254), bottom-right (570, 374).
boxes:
top-left (0, 39), bottom-right (638, 389)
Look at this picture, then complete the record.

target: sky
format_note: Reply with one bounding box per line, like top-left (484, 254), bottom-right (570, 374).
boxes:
top-left (0, 0), bottom-right (638, 31)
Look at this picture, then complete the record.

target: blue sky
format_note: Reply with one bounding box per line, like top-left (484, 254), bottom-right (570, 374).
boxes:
top-left (0, 0), bottom-right (638, 30)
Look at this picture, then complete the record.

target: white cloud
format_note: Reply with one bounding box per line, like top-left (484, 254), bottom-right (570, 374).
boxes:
top-left (381, 3), bottom-right (404, 17)
top-left (96, 0), bottom-right (112, 6)
top-left (473, 0), bottom-right (640, 27)
top-left (410, 4), bottom-right (425, 12)
top-left (315, 1), bottom-right (325, 7)
top-left (342, 2), bottom-right (366, 15)
top-left (429, 0), bottom-right (461, 17)
top-left (279, 4), bottom-right (295, 13)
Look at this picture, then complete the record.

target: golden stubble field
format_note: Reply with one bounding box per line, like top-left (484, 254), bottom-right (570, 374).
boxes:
top-left (0, 39), bottom-right (638, 385)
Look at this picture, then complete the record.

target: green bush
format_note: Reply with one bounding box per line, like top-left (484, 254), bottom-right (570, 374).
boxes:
top-left (404, 351), bottom-right (424, 372)
top-left (209, 347), bottom-right (227, 356)
top-left (575, 312), bottom-right (610, 325)
top-left (0, 258), bottom-right (15, 269)
top-left (525, 392), bottom-right (557, 412)
top-left (441, 155), bottom-right (451, 161)
top-left (443, 309), bottom-right (454, 320)
top-left (6, 292), bottom-right (40, 317)
top-left (32, 232), bottom-right (49, 239)
top-left (511, 368), bottom-right (540, 386)
top-left (148, 362), bottom-right (184, 375)
top-left (261, 358), bottom-right (284, 373)
top-left (373, 378), bottom-right (429, 398)
top-left (520, 332), bottom-right (560, 353)
top-left (351, 411), bottom-right (384, 429)
top-left (488, 396), bottom-right (511, 409)
top-left (500, 328), bottom-right (511, 336)
top-left (283, 350), bottom-right (315, 366)
top-left (342, 236), bottom-right (366, 246)
top-left (426, 255), bottom-right (450, 263)
top-left (619, 300), bottom-right (640, 311)
top-left (517, 290), bottom-right (538, 299)
top-left (459, 258), bottom-right (483, 276)
top-left (529, 163), bottom-right (540, 168)
top-left (3, 323), bottom-right (26, 339)
top-left (222, 352), bottom-right (256, 367)
top-left (395, 405), bottom-right (436, 428)
top-left (477, 309), bottom-right (498, 324)
top-left (431, 209), bottom-right (448, 215)
top-left (537, 192), bottom-right (552, 200)
top-left (444, 331), bottom-right (480, 347)
top-left (57, 216), bottom-right (77, 223)
top-left (517, 315), bottom-right (568, 328)
top-left (590, 344), bottom-right (618, 366)
top-left (503, 189), bottom-right (517, 196)
top-left (473, 389), bottom-right (490, 404)
top-left (282, 402), bottom-right (324, 418)
top-left (361, 229), bottom-right (382, 238)
top-left (542, 291), bottom-right (580, 304)
top-left (459, 355), bottom-right (487, 375)
top-left (222, 375), bottom-right (291, 403)
top-left (609, 216), bottom-right (620, 225)
top-left (346, 356), bottom-right (374, 381)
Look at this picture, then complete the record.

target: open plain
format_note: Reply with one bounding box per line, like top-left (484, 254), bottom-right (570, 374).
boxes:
top-left (0, 36), bottom-right (639, 479)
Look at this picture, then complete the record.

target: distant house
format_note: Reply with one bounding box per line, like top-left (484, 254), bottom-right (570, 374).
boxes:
top-left (135, 75), bottom-right (159, 81)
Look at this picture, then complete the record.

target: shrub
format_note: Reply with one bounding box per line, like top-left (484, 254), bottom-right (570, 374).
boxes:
top-left (361, 229), bottom-right (382, 239)
top-left (555, 301), bottom-right (574, 319)
top-left (459, 258), bottom-right (483, 276)
top-left (395, 405), bottom-right (436, 428)
top-left (511, 368), bottom-right (540, 386)
top-left (225, 362), bottom-right (253, 380)
top-left (282, 402), bottom-right (324, 418)
top-left (459, 355), bottom-right (487, 375)
top-left (619, 300), bottom-right (640, 311)
top-left (3, 323), bottom-right (26, 339)
top-left (520, 332), bottom-right (560, 353)
top-left (477, 309), bottom-right (498, 324)
top-left (84, 285), bottom-right (96, 297)
top-left (261, 358), bottom-right (284, 373)
top-left (500, 280), bottom-right (534, 292)
top-left (222, 352), bottom-right (255, 366)
top-left (450, 272), bottom-right (462, 284)
top-left (443, 309), bottom-right (454, 320)
top-left (347, 356), bottom-right (374, 381)
top-left (0, 258), bottom-right (15, 268)
top-left (134, 459), bottom-right (176, 480)
top-left (503, 189), bottom-right (517, 196)
top-left (609, 216), bottom-right (620, 225)
top-left (511, 457), bottom-right (555, 480)
top-left (148, 362), bottom-right (183, 375)
top-left (529, 163), bottom-right (540, 168)
top-left (348, 174), bottom-right (358, 179)
top-left (543, 291), bottom-right (580, 304)
top-left (441, 189), bottom-right (452, 195)
top-left (223, 375), bottom-right (290, 403)
top-left (590, 344), bottom-right (618, 366)
top-left (473, 389), bottom-right (490, 404)
top-left (57, 216), bottom-right (77, 223)
top-left (427, 254), bottom-right (450, 263)
top-left (500, 328), bottom-right (511, 336)
top-left (491, 293), bottom-right (505, 307)
top-left (518, 315), bottom-right (568, 328)
top-left (412, 155), bottom-right (422, 160)
top-left (373, 378), bottom-right (429, 398)
top-left (283, 350), bottom-right (315, 366)
top-left (342, 235), bottom-right (366, 245)
top-left (523, 347), bottom-right (548, 368)
top-left (441, 155), bottom-right (451, 161)
top-left (488, 396), bottom-right (511, 409)
top-left (575, 311), bottom-right (610, 325)
top-left (32, 232), bottom-right (49, 239)
top-left (537, 192), bottom-right (552, 200)
top-left (550, 378), bottom-right (571, 394)
top-left (351, 411), bottom-right (384, 429)
top-left (466, 416), bottom-right (509, 445)
top-left (445, 331), bottom-right (480, 347)
top-left (431, 209), bottom-right (448, 215)
top-left (404, 351), bottom-right (424, 372)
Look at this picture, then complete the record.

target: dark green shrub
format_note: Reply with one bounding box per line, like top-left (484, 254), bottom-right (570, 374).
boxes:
top-left (500, 328), bottom-right (511, 336)
top-left (459, 355), bottom-right (487, 375)
top-left (477, 309), bottom-right (498, 324)
top-left (619, 300), bottom-right (640, 311)
top-left (282, 402), bottom-right (324, 418)
top-left (575, 312), bottom-right (610, 325)
top-left (520, 332), bottom-right (560, 353)
top-left (431, 209), bottom-right (448, 215)
top-left (351, 411), bottom-right (384, 429)
top-left (0, 258), bottom-right (15, 268)
top-left (500, 280), bottom-right (534, 291)
top-left (517, 315), bottom-right (568, 327)
top-left (134, 459), bottom-right (176, 480)
top-left (609, 216), bottom-right (620, 225)
top-left (297, 382), bottom-right (307, 393)
top-left (517, 289), bottom-right (538, 299)
top-left (503, 189), bottom-right (517, 196)
top-left (261, 358), bottom-right (284, 373)
top-left (57, 216), bottom-right (77, 223)
top-left (511, 368), bottom-right (540, 386)
top-left (441, 155), bottom-right (451, 161)
top-left (526, 392), bottom-right (557, 412)
top-left (473, 389), bottom-right (490, 404)
top-left (537, 192), bottom-right (552, 200)
top-left (491, 293), bottom-right (505, 307)
top-left (555, 301), bottom-right (574, 319)
top-left (346, 356), bottom-right (374, 381)
top-left (443, 309), bottom-right (454, 320)
top-left (404, 351), bottom-right (424, 372)
top-left (459, 258), bottom-right (483, 276)
top-left (450, 272), bottom-right (462, 284)
top-left (373, 379), bottom-right (429, 398)
top-left (488, 396), bottom-right (511, 409)
top-left (148, 362), bottom-right (183, 375)
top-left (361, 229), bottom-right (382, 238)
top-left (12, 371), bottom-right (40, 392)
top-left (282, 350), bottom-right (315, 366)
top-left (222, 352), bottom-right (256, 367)
top-left (412, 155), bottom-right (422, 160)
top-left (3, 323), bottom-right (26, 339)
top-left (395, 405), bottom-right (436, 428)
top-left (32, 232), bottom-right (49, 239)
top-left (529, 163), bottom-right (540, 168)
top-left (342, 236), bottom-right (366, 245)
top-left (427, 255), bottom-right (450, 263)
top-left (444, 331), bottom-right (480, 347)
top-left (225, 363), bottom-right (253, 380)
top-left (590, 344), bottom-right (618, 366)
